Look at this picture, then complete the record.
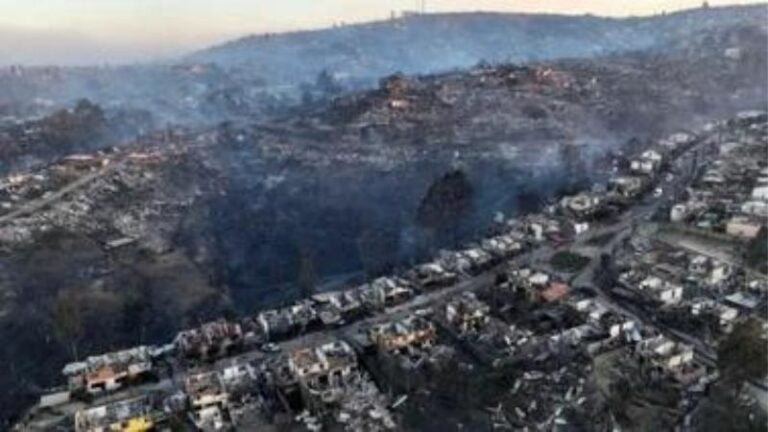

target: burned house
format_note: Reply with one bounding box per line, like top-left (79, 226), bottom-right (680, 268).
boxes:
top-left (460, 319), bottom-right (539, 366)
top-left (409, 262), bottom-right (458, 289)
top-left (314, 301), bottom-right (343, 328)
top-left (549, 322), bottom-right (603, 348)
top-left (280, 301), bottom-right (321, 334)
top-left (635, 275), bottom-right (684, 305)
top-left (62, 346), bottom-right (154, 395)
top-left (369, 315), bottom-right (437, 353)
top-left (355, 277), bottom-right (415, 312)
top-left (430, 249), bottom-right (480, 277)
top-left (219, 362), bottom-right (259, 396)
top-left (358, 282), bottom-right (386, 311)
top-left (562, 293), bottom-right (643, 354)
top-left (255, 301), bottom-right (320, 340)
top-left (313, 290), bottom-right (364, 326)
top-left (185, 371), bottom-right (231, 430)
top-left (74, 395), bottom-right (160, 432)
top-left (687, 255), bottom-right (732, 286)
top-left (498, 267), bottom-right (547, 301)
top-left (560, 192), bottom-right (603, 219)
top-left (257, 308), bottom-right (295, 339)
top-left (335, 290), bottom-right (363, 318)
top-left (522, 215), bottom-right (562, 243)
top-left (689, 298), bottom-right (738, 330)
top-left (635, 335), bottom-right (697, 379)
top-left (459, 248), bottom-right (495, 273)
top-left (288, 341), bottom-right (359, 409)
top-left (370, 277), bottom-right (415, 308)
top-left (505, 267), bottom-right (570, 303)
top-left (480, 233), bottom-right (524, 259)
top-left (436, 250), bottom-right (473, 275)
top-left (445, 291), bottom-right (491, 334)
top-left (608, 175), bottom-right (646, 199)
top-left (270, 340), bottom-right (396, 430)
top-left (175, 319), bottom-right (244, 361)
top-left (630, 149), bottom-right (663, 175)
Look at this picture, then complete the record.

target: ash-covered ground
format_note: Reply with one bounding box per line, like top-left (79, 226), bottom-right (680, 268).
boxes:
top-left (0, 6), bottom-right (766, 425)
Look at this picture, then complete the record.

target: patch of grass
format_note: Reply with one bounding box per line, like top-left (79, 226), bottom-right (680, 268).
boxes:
top-left (550, 251), bottom-right (591, 273)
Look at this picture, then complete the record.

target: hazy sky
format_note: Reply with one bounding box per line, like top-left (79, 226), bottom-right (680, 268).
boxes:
top-left (0, 0), bottom-right (763, 65)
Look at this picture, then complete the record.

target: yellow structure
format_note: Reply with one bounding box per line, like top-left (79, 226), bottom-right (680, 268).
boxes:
top-left (117, 417), bottom-right (153, 432)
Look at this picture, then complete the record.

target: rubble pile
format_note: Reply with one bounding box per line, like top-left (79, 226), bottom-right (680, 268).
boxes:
top-left (0, 134), bottom-right (210, 251)
top-left (502, 364), bottom-right (592, 429)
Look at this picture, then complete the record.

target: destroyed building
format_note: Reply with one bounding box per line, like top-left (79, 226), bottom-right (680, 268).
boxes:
top-left (269, 340), bottom-right (397, 430)
top-left (608, 175), bottom-right (646, 199)
top-left (175, 319), bottom-right (244, 361)
top-left (380, 279), bottom-right (414, 307)
top-left (689, 298), bottom-right (739, 330)
top-left (637, 275), bottom-right (684, 305)
top-left (369, 315), bottom-right (437, 353)
top-left (560, 192), bottom-right (604, 219)
top-left (74, 395), bottom-right (162, 432)
top-left (409, 261), bottom-right (458, 289)
top-left (62, 346), bottom-right (154, 395)
top-left (314, 289), bottom-right (364, 326)
top-left (288, 341), bottom-right (359, 409)
top-left (185, 370), bottom-right (230, 430)
top-left (635, 335), bottom-right (697, 378)
top-left (630, 149), bottom-right (664, 175)
top-left (257, 308), bottom-right (295, 339)
top-left (445, 291), bottom-right (491, 334)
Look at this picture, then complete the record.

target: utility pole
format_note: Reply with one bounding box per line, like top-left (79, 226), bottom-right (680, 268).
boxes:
top-left (421, 0), bottom-right (426, 14)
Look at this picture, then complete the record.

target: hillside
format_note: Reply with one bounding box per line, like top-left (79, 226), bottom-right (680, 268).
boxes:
top-left (192, 5), bottom-right (767, 86)
top-left (0, 21), bottom-right (766, 424)
top-left (0, 5), bottom-right (765, 127)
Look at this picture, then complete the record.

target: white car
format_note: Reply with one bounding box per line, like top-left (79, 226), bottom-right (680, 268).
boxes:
top-left (414, 307), bottom-right (434, 317)
top-left (260, 343), bottom-right (282, 353)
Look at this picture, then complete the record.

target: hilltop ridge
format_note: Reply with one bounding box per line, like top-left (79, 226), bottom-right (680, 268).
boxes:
top-left (191, 4), bottom-right (767, 85)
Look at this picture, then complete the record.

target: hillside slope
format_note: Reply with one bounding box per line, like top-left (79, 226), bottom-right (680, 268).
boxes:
top-left (0, 5), bottom-right (765, 126)
top-left (0, 19), bottom-right (766, 425)
top-left (192, 5), bottom-right (767, 86)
